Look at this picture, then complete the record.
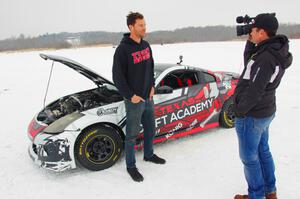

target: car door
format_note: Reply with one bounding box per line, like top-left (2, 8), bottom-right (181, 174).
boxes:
top-left (153, 69), bottom-right (222, 138)
top-left (153, 69), bottom-right (202, 137)
top-left (188, 71), bottom-right (221, 128)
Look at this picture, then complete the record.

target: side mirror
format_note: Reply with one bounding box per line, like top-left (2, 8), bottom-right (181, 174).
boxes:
top-left (155, 86), bottom-right (173, 94)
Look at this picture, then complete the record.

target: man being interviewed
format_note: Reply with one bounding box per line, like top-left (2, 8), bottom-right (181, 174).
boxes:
top-left (112, 12), bottom-right (166, 182)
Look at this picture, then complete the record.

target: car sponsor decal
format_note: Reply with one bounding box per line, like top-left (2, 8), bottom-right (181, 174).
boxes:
top-left (155, 97), bottom-right (214, 128)
top-left (134, 122), bottom-right (219, 150)
top-left (97, 107), bottom-right (118, 116)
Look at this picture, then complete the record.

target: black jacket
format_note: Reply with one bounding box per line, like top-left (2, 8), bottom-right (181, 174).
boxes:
top-left (112, 33), bottom-right (155, 100)
top-left (234, 35), bottom-right (293, 118)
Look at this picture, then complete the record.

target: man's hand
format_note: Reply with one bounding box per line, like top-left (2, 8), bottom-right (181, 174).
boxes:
top-left (248, 34), bottom-right (252, 41)
top-left (131, 94), bottom-right (145, 104)
top-left (248, 34), bottom-right (255, 44)
top-left (150, 87), bottom-right (155, 100)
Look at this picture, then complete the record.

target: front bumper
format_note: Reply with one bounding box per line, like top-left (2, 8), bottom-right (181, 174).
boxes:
top-left (28, 132), bottom-right (77, 172)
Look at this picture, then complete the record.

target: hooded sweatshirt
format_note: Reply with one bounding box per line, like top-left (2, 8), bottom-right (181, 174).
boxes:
top-left (234, 35), bottom-right (293, 118)
top-left (112, 33), bottom-right (155, 100)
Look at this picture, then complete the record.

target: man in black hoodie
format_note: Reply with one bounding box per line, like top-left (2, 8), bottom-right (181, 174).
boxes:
top-left (234, 13), bottom-right (293, 199)
top-left (112, 12), bottom-right (166, 182)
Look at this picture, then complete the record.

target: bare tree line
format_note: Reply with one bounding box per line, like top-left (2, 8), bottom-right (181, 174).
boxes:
top-left (1, 24), bottom-right (299, 52)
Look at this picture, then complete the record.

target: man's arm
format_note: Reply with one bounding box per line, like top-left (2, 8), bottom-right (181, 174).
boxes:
top-left (149, 46), bottom-right (155, 100)
top-left (150, 46), bottom-right (155, 87)
top-left (244, 40), bottom-right (256, 66)
top-left (112, 47), bottom-right (134, 100)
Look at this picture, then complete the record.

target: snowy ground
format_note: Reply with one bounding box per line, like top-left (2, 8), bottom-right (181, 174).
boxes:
top-left (0, 40), bottom-right (299, 199)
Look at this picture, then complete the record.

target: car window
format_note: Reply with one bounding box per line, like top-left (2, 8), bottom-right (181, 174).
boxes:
top-left (159, 70), bottom-right (199, 89)
top-left (198, 72), bottom-right (216, 83)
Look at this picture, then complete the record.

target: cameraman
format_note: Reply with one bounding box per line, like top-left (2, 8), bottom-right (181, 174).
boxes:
top-left (233, 13), bottom-right (293, 199)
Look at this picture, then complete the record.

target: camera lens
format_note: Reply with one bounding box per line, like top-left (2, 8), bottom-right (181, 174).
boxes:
top-left (236, 16), bottom-right (244, 23)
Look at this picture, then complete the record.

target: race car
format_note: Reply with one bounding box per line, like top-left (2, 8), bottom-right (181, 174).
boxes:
top-left (28, 53), bottom-right (238, 172)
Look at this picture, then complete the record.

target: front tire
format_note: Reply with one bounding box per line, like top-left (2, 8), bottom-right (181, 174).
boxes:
top-left (220, 98), bottom-right (235, 128)
top-left (74, 124), bottom-right (123, 171)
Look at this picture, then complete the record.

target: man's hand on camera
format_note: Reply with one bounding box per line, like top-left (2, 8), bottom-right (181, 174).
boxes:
top-left (248, 35), bottom-right (254, 43)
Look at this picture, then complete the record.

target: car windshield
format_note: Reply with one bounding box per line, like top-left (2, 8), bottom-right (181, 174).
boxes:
top-left (154, 68), bottom-right (163, 79)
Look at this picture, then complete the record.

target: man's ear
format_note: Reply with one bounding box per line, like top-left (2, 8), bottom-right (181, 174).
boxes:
top-left (259, 29), bottom-right (266, 36)
top-left (128, 24), bottom-right (133, 31)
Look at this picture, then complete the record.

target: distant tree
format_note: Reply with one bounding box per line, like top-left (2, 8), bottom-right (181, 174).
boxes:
top-left (1, 24), bottom-right (300, 52)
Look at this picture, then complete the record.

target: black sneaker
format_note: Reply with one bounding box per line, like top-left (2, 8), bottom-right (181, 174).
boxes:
top-left (144, 154), bottom-right (166, 164)
top-left (127, 167), bottom-right (144, 182)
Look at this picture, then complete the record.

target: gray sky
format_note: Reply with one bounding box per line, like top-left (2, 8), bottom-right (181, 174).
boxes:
top-left (1, 0), bottom-right (299, 40)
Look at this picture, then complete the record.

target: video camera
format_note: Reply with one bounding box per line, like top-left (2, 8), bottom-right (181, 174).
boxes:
top-left (236, 13), bottom-right (277, 36)
top-left (236, 15), bottom-right (255, 36)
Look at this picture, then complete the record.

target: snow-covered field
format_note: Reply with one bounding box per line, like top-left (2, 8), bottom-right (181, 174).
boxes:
top-left (0, 40), bottom-right (299, 199)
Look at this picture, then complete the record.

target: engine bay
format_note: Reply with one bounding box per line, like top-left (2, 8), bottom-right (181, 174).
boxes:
top-left (37, 84), bottom-right (123, 125)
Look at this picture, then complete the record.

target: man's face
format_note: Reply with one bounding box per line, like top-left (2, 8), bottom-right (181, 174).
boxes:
top-left (249, 27), bottom-right (268, 44)
top-left (129, 19), bottom-right (146, 38)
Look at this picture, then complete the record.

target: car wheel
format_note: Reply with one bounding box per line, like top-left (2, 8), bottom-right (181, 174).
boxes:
top-left (220, 98), bottom-right (235, 128)
top-left (74, 124), bottom-right (123, 171)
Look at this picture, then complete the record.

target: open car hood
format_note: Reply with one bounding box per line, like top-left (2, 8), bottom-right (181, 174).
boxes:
top-left (40, 54), bottom-right (114, 86)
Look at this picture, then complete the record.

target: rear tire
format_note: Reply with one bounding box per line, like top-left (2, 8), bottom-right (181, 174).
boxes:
top-left (220, 98), bottom-right (235, 128)
top-left (74, 124), bottom-right (123, 171)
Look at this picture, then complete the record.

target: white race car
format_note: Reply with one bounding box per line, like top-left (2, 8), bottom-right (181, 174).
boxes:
top-left (28, 54), bottom-right (238, 172)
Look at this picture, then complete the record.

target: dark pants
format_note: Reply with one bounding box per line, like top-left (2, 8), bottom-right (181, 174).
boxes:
top-left (124, 98), bottom-right (155, 168)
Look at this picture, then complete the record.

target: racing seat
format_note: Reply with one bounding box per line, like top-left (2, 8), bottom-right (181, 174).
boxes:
top-left (186, 78), bottom-right (193, 87)
top-left (176, 77), bottom-right (183, 88)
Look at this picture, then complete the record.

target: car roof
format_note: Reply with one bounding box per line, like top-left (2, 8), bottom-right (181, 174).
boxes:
top-left (155, 63), bottom-right (207, 73)
top-left (155, 63), bottom-right (178, 71)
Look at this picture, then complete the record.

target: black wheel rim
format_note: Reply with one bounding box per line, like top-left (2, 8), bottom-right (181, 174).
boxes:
top-left (86, 136), bottom-right (114, 163)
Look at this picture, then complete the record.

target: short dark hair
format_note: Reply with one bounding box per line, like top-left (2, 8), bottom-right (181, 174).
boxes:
top-left (127, 12), bottom-right (144, 27)
top-left (256, 28), bottom-right (276, 38)
top-left (266, 30), bottom-right (276, 38)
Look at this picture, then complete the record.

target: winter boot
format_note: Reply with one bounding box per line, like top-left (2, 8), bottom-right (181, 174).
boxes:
top-left (144, 154), bottom-right (166, 164)
top-left (127, 167), bottom-right (144, 182)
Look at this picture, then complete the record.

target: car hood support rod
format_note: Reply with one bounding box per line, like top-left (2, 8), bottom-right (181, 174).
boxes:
top-left (43, 61), bottom-right (55, 109)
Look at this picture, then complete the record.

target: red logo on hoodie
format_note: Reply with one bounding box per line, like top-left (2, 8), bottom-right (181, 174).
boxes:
top-left (131, 47), bottom-right (150, 64)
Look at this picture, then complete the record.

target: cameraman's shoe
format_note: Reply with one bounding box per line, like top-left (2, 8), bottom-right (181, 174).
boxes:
top-left (234, 194), bottom-right (249, 199)
top-left (144, 154), bottom-right (166, 164)
top-left (234, 192), bottom-right (277, 199)
top-left (266, 192), bottom-right (277, 199)
top-left (127, 167), bottom-right (144, 182)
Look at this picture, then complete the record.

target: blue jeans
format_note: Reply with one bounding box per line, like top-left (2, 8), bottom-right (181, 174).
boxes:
top-left (235, 114), bottom-right (276, 199)
top-left (124, 98), bottom-right (155, 168)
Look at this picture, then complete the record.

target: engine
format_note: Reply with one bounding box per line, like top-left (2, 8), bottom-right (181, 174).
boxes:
top-left (37, 85), bottom-right (122, 125)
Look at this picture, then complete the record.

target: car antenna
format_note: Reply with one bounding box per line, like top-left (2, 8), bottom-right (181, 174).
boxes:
top-left (43, 61), bottom-right (55, 109)
top-left (177, 55), bottom-right (183, 65)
